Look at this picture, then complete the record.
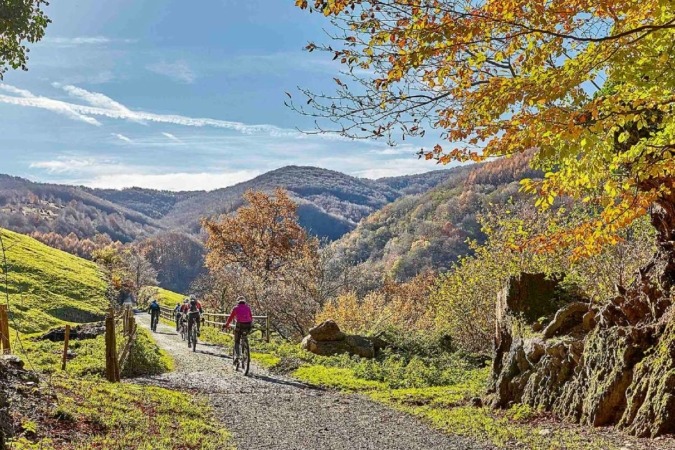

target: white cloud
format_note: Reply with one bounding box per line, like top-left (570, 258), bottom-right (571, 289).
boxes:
top-left (86, 171), bottom-right (260, 191)
top-left (29, 158), bottom-right (113, 174)
top-left (29, 156), bottom-right (260, 191)
top-left (42, 36), bottom-right (136, 46)
top-left (370, 146), bottom-right (418, 156)
top-left (146, 60), bottom-right (196, 84)
top-left (0, 85), bottom-right (101, 126)
top-left (112, 133), bottom-right (133, 143)
top-left (56, 83), bottom-right (131, 113)
top-left (161, 132), bottom-right (182, 143)
top-left (352, 158), bottom-right (442, 179)
top-left (45, 36), bottom-right (111, 45)
top-left (0, 84), bottom-right (311, 137)
top-left (0, 85), bottom-right (34, 98)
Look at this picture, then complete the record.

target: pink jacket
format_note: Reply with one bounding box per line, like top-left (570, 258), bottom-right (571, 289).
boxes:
top-left (225, 303), bottom-right (253, 326)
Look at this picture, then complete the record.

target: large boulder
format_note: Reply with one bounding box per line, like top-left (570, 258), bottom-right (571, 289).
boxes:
top-left (301, 320), bottom-right (376, 358)
top-left (308, 320), bottom-right (345, 341)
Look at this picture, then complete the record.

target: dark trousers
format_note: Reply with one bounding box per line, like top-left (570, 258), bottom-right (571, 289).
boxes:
top-left (234, 322), bottom-right (252, 358)
top-left (188, 312), bottom-right (201, 335)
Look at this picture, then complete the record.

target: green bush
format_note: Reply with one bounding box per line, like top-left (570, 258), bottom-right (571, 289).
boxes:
top-left (122, 328), bottom-right (174, 377)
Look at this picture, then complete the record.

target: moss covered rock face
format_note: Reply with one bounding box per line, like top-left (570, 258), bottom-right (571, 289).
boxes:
top-left (489, 272), bottom-right (675, 438)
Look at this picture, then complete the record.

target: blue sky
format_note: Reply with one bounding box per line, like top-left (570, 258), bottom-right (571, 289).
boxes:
top-left (0, 0), bottom-right (441, 191)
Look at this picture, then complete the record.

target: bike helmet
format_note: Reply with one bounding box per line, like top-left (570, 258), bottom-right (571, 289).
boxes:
top-left (237, 296), bottom-right (246, 305)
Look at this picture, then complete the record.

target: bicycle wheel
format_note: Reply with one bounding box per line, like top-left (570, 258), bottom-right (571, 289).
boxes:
top-left (232, 342), bottom-right (239, 370)
top-left (241, 336), bottom-right (250, 376)
top-left (191, 325), bottom-right (197, 352)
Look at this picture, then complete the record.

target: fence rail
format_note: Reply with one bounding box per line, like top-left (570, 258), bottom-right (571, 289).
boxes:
top-left (159, 305), bottom-right (270, 343)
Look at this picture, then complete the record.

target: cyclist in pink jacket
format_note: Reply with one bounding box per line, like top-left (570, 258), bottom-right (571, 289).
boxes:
top-left (225, 297), bottom-right (253, 363)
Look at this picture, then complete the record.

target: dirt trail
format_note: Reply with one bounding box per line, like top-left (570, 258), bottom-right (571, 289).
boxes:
top-left (135, 313), bottom-right (491, 450)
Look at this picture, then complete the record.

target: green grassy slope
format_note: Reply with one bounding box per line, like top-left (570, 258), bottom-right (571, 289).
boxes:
top-left (0, 229), bottom-right (233, 449)
top-left (0, 228), bottom-right (108, 334)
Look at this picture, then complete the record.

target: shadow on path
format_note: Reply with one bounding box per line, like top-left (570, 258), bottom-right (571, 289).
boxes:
top-left (250, 373), bottom-right (324, 391)
top-left (195, 349), bottom-right (232, 360)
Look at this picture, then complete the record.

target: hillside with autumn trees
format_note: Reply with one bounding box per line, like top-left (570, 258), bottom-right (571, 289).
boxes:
top-left (2, 0), bottom-right (675, 448)
top-left (332, 152), bottom-right (539, 282)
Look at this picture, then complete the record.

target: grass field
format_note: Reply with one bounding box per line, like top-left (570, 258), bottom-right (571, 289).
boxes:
top-left (0, 228), bottom-right (233, 449)
top-left (0, 228), bottom-right (108, 334)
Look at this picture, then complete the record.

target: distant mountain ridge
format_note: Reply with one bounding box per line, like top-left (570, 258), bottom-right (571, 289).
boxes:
top-left (0, 165), bottom-right (459, 242)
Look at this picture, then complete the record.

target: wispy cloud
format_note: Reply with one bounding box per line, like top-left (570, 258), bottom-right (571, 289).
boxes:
top-left (146, 60), bottom-right (196, 84)
top-left (352, 158), bottom-right (441, 179)
top-left (55, 83), bottom-right (146, 124)
top-left (0, 83), bottom-right (323, 138)
top-left (29, 156), bottom-right (260, 190)
top-left (41, 36), bottom-right (136, 46)
top-left (112, 133), bottom-right (133, 143)
top-left (370, 146), bottom-right (418, 156)
top-left (161, 132), bottom-right (182, 143)
top-left (29, 158), bottom-right (118, 174)
top-left (0, 85), bottom-right (101, 126)
top-left (56, 83), bottom-right (131, 113)
top-left (87, 170), bottom-right (261, 191)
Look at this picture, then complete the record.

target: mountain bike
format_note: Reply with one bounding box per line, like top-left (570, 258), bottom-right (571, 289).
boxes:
top-left (179, 315), bottom-right (188, 341)
top-left (232, 327), bottom-right (251, 376)
top-left (187, 313), bottom-right (198, 352)
top-left (150, 311), bottom-right (159, 332)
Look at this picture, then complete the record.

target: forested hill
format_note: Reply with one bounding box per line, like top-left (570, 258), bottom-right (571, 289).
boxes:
top-left (0, 165), bottom-right (457, 243)
top-left (331, 153), bottom-right (539, 281)
top-left (157, 166), bottom-right (403, 238)
top-left (0, 174), bottom-right (165, 243)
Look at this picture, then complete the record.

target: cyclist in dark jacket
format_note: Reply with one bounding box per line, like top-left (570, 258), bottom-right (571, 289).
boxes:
top-left (187, 295), bottom-right (203, 336)
top-left (148, 298), bottom-right (161, 331)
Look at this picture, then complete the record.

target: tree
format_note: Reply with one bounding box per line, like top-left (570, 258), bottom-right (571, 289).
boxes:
top-left (294, 1), bottom-right (675, 269)
top-left (137, 232), bottom-right (205, 294)
top-left (0, 0), bottom-right (50, 78)
top-left (122, 248), bottom-right (158, 299)
top-left (202, 189), bottom-right (322, 337)
top-left (92, 243), bottom-right (157, 305)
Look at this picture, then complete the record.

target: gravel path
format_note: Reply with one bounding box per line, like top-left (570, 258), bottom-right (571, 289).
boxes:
top-left (134, 313), bottom-right (491, 450)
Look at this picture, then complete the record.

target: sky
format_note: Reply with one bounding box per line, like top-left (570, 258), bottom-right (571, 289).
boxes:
top-left (0, 0), bottom-right (445, 191)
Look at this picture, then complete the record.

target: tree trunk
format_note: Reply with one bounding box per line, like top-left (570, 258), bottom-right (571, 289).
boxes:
top-left (649, 192), bottom-right (675, 292)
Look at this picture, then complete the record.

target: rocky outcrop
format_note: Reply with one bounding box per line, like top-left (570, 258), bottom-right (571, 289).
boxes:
top-left (542, 302), bottom-right (589, 339)
top-left (489, 272), bottom-right (675, 438)
top-left (38, 322), bottom-right (105, 342)
top-left (301, 320), bottom-right (377, 358)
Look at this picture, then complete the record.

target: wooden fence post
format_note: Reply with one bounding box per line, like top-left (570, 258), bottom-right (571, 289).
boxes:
top-left (105, 311), bottom-right (120, 382)
top-left (266, 315), bottom-right (270, 343)
top-left (0, 304), bottom-right (10, 354)
top-left (61, 324), bottom-right (71, 370)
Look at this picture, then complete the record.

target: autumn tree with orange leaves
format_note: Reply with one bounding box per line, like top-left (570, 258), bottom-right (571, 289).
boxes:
top-left (292, 0), bottom-right (675, 281)
top-left (202, 189), bottom-right (324, 337)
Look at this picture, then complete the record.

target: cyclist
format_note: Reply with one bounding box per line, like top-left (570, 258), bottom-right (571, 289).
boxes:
top-left (173, 303), bottom-right (182, 331)
top-left (148, 298), bottom-right (161, 331)
top-left (224, 297), bottom-right (253, 364)
top-left (187, 295), bottom-right (203, 338)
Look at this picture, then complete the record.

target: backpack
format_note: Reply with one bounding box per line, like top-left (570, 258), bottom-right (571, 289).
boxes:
top-left (150, 301), bottom-right (160, 311)
top-left (189, 299), bottom-right (199, 313)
